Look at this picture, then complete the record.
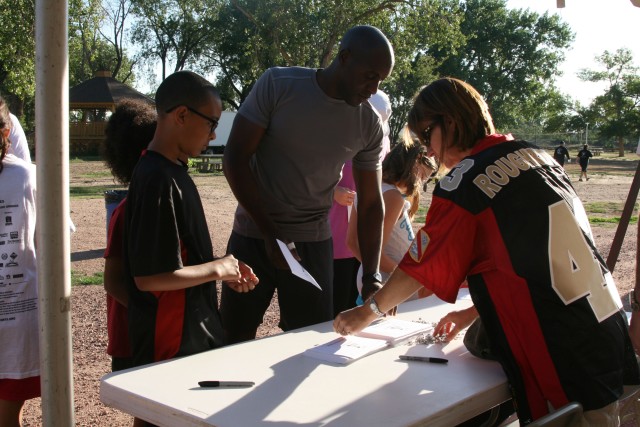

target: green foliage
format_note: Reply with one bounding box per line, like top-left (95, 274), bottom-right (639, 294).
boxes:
top-left (414, 204), bottom-right (427, 225)
top-left (131, 0), bottom-right (222, 83)
top-left (578, 48), bottom-right (640, 156)
top-left (583, 201), bottom-right (631, 215)
top-left (4, 0), bottom-right (637, 152)
top-left (204, 0), bottom-right (465, 133)
top-left (205, 0), bottom-right (416, 109)
top-left (0, 0), bottom-right (36, 110)
top-left (70, 184), bottom-right (124, 199)
top-left (433, 0), bottom-right (574, 130)
top-left (69, 0), bottom-right (137, 86)
top-left (589, 216), bottom-right (637, 225)
top-left (0, 0), bottom-right (136, 126)
top-left (382, 0), bottom-right (465, 144)
top-left (71, 270), bottom-right (104, 286)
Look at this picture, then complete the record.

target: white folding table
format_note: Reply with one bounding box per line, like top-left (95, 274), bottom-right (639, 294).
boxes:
top-left (100, 291), bottom-right (510, 426)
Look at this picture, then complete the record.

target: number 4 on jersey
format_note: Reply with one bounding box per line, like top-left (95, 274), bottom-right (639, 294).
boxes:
top-left (548, 201), bottom-right (620, 322)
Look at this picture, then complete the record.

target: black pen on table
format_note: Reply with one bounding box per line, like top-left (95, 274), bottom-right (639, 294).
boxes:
top-left (198, 381), bottom-right (255, 388)
top-left (399, 355), bottom-right (448, 364)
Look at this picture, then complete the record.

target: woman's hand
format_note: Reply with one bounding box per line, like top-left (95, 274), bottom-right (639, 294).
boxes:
top-left (434, 306), bottom-right (478, 341)
top-left (333, 305), bottom-right (378, 336)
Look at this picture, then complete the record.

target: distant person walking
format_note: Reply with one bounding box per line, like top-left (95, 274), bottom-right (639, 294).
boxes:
top-left (553, 140), bottom-right (570, 167)
top-left (577, 144), bottom-right (594, 181)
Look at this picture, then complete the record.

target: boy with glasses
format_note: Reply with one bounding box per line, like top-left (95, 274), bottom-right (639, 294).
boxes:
top-left (123, 71), bottom-right (258, 368)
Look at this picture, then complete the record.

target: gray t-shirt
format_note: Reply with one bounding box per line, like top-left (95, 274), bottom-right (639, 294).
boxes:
top-left (233, 66), bottom-right (383, 242)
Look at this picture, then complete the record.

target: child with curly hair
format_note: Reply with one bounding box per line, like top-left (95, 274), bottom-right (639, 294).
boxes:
top-left (101, 99), bottom-right (157, 375)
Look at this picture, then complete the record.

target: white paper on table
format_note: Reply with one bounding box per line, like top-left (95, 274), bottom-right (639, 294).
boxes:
top-left (276, 239), bottom-right (322, 290)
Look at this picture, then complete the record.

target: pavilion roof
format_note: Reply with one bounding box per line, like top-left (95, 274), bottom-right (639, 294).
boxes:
top-left (69, 71), bottom-right (153, 108)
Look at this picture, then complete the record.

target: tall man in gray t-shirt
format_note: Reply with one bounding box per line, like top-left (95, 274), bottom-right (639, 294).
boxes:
top-left (221, 25), bottom-right (394, 343)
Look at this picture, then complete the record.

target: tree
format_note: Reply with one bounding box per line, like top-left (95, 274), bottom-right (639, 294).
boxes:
top-left (203, 0), bottom-right (410, 110)
top-left (100, 0), bottom-right (136, 81)
top-left (579, 48), bottom-right (640, 156)
top-left (203, 0), bottom-right (465, 134)
top-left (433, 0), bottom-right (574, 130)
top-left (378, 0), bottom-right (465, 144)
top-left (69, 0), bottom-right (137, 86)
top-left (131, 0), bottom-right (221, 84)
top-left (0, 0), bottom-right (36, 117)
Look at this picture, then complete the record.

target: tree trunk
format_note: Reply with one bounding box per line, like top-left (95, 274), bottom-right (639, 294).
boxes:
top-left (7, 94), bottom-right (24, 118)
top-left (618, 135), bottom-right (625, 157)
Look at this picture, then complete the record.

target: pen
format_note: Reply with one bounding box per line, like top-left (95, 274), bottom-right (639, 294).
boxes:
top-left (198, 381), bottom-right (255, 388)
top-left (399, 355), bottom-right (448, 364)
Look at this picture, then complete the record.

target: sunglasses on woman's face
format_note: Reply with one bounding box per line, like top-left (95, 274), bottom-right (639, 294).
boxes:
top-left (421, 121), bottom-right (439, 148)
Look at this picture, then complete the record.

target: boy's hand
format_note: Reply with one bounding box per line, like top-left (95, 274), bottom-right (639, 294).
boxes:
top-left (224, 261), bottom-right (259, 293)
top-left (215, 254), bottom-right (242, 281)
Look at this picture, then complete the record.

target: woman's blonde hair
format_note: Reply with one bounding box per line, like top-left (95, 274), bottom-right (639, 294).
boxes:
top-left (382, 140), bottom-right (435, 219)
top-left (405, 77), bottom-right (495, 172)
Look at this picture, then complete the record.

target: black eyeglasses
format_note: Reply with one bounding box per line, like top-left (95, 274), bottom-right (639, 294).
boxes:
top-left (166, 105), bottom-right (219, 134)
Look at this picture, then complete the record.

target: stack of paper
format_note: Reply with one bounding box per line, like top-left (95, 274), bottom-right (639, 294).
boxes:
top-left (303, 336), bottom-right (389, 364)
top-left (358, 318), bottom-right (433, 346)
top-left (303, 318), bottom-right (433, 364)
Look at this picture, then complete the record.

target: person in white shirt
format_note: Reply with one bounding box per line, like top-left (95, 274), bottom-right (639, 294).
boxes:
top-left (0, 99), bottom-right (39, 427)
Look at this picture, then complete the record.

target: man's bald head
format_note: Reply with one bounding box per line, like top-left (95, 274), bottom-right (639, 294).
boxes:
top-left (339, 25), bottom-right (394, 67)
top-left (317, 25), bottom-right (394, 106)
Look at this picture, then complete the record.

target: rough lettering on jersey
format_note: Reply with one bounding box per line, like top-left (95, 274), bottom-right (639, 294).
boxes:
top-left (408, 229), bottom-right (429, 263)
top-left (473, 147), bottom-right (555, 199)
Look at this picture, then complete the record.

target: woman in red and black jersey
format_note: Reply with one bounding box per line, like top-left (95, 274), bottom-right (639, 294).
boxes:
top-left (334, 77), bottom-right (640, 425)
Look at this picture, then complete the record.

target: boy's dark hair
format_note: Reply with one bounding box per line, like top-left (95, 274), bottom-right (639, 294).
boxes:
top-left (155, 71), bottom-right (219, 113)
top-left (101, 99), bottom-right (157, 184)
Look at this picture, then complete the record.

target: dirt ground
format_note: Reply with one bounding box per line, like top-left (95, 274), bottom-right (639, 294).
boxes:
top-left (21, 156), bottom-right (640, 426)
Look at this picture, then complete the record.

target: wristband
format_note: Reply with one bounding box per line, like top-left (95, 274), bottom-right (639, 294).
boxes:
top-left (368, 295), bottom-right (384, 317)
top-left (362, 272), bottom-right (382, 286)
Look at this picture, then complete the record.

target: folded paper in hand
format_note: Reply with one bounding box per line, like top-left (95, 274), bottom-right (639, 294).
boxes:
top-left (303, 318), bottom-right (433, 364)
top-left (276, 239), bottom-right (321, 290)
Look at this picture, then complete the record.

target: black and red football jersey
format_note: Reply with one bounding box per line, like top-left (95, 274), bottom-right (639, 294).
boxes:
top-left (399, 135), bottom-right (639, 422)
top-left (124, 151), bottom-right (224, 368)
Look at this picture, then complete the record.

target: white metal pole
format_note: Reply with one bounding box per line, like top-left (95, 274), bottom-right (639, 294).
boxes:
top-left (586, 123), bottom-right (589, 145)
top-left (35, 0), bottom-right (74, 425)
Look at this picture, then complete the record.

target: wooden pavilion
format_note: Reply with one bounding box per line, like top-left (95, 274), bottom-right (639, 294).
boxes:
top-left (69, 71), bottom-right (153, 155)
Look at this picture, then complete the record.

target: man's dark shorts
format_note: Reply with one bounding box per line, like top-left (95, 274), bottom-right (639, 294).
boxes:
top-left (220, 231), bottom-right (333, 341)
